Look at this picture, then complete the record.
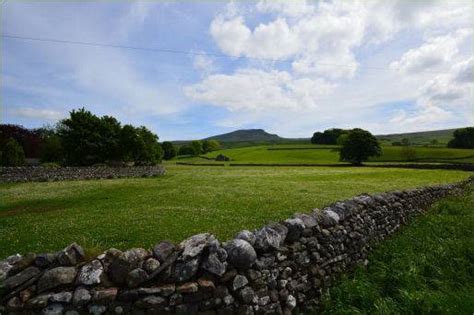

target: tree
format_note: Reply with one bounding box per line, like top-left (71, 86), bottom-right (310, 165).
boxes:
top-left (57, 108), bottom-right (104, 165)
top-left (0, 124), bottom-right (41, 158)
top-left (57, 108), bottom-right (163, 165)
top-left (339, 128), bottom-right (381, 165)
top-left (119, 125), bottom-right (163, 165)
top-left (448, 127), bottom-right (474, 149)
top-left (0, 138), bottom-right (25, 166)
top-left (191, 140), bottom-right (203, 156)
top-left (401, 138), bottom-right (410, 146)
top-left (202, 140), bottom-right (220, 153)
top-left (178, 145), bottom-right (196, 156)
top-left (39, 134), bottom-right (63, 163)
top-left (430, 139), bottom-right (439, 145)
top-left (161, 141), bottom-right (177, 160)
top-left (311, 128), bottom-right (348, 145)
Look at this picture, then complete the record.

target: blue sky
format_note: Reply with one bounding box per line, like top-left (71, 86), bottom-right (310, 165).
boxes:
top-left (2, 1), bottom-right (473, 140)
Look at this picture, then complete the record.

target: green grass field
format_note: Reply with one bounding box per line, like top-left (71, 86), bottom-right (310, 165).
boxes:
top-left (0, 165), bottom-right (470, 259)
top-left (321, 184), bottom-right (474, 314)
top-left (188, 144), bottom-right (474, 165)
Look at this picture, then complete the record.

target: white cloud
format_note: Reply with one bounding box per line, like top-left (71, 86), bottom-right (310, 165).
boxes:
top-left (390, 29), bottom-right (471, 74)
top-left (185, 68), bottom-right (335, 111)
top-left (193, 54), bottom-right (217, 76)
top-left (256, 0), bottom-right (315, 17)
top-left (9, 107), bottom-right (64, 121)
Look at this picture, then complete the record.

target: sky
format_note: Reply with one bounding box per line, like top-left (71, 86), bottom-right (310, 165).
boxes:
top-left (1, 0), bottom-right (473, 140)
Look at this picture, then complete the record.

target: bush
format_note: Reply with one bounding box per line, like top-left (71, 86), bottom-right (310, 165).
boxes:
top-left (119, 125), bottom-right (163, 165)
top-left (178, 145), bottom-right (196, 156)
top-left (191, 140), bottom-right (203, 155)
top-left (0, 138), bottom-right (25, 166)
top-left (339, 128), bottom-right (381, 165)
top-left (57, 108), bottom-right (162, 165)
top-left (202, 140), bottom-right (220, 153)
top-left (311, 128), bottom-right (348, 145)
top-left (39, 135), bottom-right (63, 163)
top-left (448, 127), bottom-right (474, 149)
top-left (162, 141), bottom-right (177, 160)
top-left (0, 124), bottom-right (41, 158)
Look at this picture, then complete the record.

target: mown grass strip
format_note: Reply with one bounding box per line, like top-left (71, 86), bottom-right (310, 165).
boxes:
top-left (321, 184), bottom-right (474, 315)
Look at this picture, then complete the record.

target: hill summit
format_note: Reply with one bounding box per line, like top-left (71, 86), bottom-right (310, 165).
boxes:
top-left (204, 129), bottom-right (283, 142)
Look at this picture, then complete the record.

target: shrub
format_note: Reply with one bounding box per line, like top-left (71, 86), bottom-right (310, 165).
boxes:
top-left (39, 135), bottom-right (63, 163)
top-left (178, 145), bottom-right (196, 156)
top-left (311, 128), bottom-right (348, 145)
top-left (162, 141), bottom-right (177, 160)
top-left (339, 128), bottom-right (381, 165)
top-left (202, 140), bottom-right (220, 153)
top-left (119, 125), bottom-right (163, 165)
top-left (191, 140), bottom-right (203, 155)
top-left (448, 127), bottom-right (474, 149)
top-left (0, 138), bottom-right (25, 166)
top-left (0, 124), bottom-right (41, 158)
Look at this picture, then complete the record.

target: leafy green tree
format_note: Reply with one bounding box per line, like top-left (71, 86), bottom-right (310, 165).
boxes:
top-left (57, 108), bottom-right (104, 165)
top-left (401, 138), bottom-right (410, 146)
top-left (191, 140), bottom-right (203, 156)
top-left (339, 128), bottom-right (381, 165)
top-left (177, 145), bottom-right (196, 156)
top-left (0, 138), bottom-right (25, 166)
top-left (202, 140), bottom-right (220, 153)
top-left (98, 115), bottom-right (122, 162)
top-left (311, 128), bottom-right (348, 145)
top-left (39, 134), bottom-right (64, 163)
top-left (448, 127), bottom-right (474, 149)
top-left (161, 141), bottom-right (177, 160)
top-left (119, 125), bottom-right (163, 165)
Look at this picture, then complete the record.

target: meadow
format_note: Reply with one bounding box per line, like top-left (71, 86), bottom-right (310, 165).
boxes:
top-left (188, 144), bottom-right (474, 164)
top-left (0, 164), bottom-right (470, 259)
top-left (321, 185), bottom-right (474, 314)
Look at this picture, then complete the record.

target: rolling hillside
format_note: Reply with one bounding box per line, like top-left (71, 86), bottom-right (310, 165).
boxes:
top-left (204, 129), bottom-right (283, 142)
top-left (376, 128), bottom-right (464, 145)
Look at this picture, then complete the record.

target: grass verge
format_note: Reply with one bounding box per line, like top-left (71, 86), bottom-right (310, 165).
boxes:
top-left (321, 184), bottom-right (474, 314)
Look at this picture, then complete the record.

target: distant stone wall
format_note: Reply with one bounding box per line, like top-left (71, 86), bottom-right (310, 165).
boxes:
top-left (0, 166), bottom-right (166, 183)
top-left (0, 177), bottom-right (471, 314)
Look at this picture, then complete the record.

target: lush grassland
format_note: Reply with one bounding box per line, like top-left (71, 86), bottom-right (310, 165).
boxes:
top-left (321, 184), bottom-right (474, 315)
top-left (194, 144), bottom-right (474, 164)
top-left (0, 165), bottom-right (470, 259)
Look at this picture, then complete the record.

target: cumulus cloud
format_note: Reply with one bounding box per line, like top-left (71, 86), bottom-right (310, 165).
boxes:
top-left (390, 29), bottom-right (471, 74)
top-left (185, 68), bottom-right (335, 111)
top-left (185, 0), bottom-right (473, 135)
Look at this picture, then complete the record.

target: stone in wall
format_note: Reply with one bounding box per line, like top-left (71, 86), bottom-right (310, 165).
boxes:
top-left (0, 177), bottom-right (471, 314)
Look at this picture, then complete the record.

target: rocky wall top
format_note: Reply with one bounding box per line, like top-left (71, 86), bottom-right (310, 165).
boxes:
top-left (0, 166), bottom-right (166, 183)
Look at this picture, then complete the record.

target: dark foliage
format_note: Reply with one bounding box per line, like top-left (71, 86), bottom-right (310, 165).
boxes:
top-left (339, 128), bottom-right (381, 165)
top-left (0, 138), bottom-right (25, 166)
top-left (448, 127), bottom-right (474, 149)
top-left (0, 124), bottom-right (41, 158)
top-left (202, 140), bottom-right (220, 153)
top-left (39, 134), bottom-right (64, 163)
top-left (311, 128), bottom-right (348, 145)
top-left (178, 144), bottom-right (196, 156)
top-left (191, 140), bottom-right (203, 155)
top-left (161, 141), bottom-right (177, 160)
top-left (57, 108), bottom-right (162, 165)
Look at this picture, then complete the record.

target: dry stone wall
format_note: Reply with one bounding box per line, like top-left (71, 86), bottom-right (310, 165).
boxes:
top-left (0, 166), bottom-right (166, 183)
top-left (0, 177), bottom-right (471, 315)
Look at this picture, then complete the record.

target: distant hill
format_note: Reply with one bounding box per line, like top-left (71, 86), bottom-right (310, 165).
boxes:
top-left (376, 128), bottom-right (464, 145)
top-left (204, 129), bottom-right (284, 143)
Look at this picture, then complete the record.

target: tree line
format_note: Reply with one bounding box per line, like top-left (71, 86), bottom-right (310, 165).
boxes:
top-left (0, 108), bottom-right (222, 166)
